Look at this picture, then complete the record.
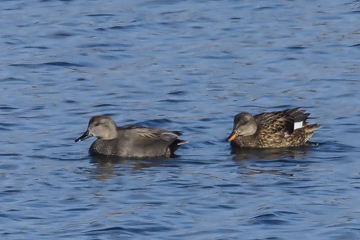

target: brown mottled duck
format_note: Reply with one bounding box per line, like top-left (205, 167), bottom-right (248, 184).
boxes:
top-left (227, 107), bottom-right (321, 148)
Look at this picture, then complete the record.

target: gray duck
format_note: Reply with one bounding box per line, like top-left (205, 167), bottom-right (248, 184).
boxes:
top-left (227, 107), bottom-right (321, 148)
top-left (75, 115), bottom-right (187, 158)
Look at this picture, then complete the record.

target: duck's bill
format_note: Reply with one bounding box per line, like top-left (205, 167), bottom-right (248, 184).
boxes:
top-left (226, 131), bottom-right (240, 141)
top-left (75, 131), bottom-right (92, 142)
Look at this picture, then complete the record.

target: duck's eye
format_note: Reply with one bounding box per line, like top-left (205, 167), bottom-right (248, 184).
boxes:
top-left (95, 122), bottom-right (100, 126)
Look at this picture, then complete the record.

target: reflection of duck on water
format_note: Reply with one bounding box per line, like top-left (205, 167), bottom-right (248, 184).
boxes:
top-left (231, 145), bottom-right (313, 162)
top-left (89, 155), bottom-right (177, 181)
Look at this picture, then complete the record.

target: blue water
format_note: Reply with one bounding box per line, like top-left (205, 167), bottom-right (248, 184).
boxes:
top-left (1, 0), bottom-right (360, 239)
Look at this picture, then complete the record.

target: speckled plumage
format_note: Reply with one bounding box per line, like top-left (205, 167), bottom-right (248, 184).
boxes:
top-left (227, 108), bottom-right (321, 148)
top-left (75, 116), bottom-right (187, 158)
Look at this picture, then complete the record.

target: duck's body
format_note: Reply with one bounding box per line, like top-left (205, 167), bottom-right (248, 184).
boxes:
top-left (227, 108), bottom-right (321, 148)
top-left (75, 116), bottom-right (187, 158)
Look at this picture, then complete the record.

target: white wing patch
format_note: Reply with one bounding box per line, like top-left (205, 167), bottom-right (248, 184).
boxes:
top-left (294, 121), bottom-right (303, 130)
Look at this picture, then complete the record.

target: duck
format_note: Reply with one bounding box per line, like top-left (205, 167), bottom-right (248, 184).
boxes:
top-left (227, 107), bottom-right (321, 148)
top-left (75, 115), bottom-right (187, 158)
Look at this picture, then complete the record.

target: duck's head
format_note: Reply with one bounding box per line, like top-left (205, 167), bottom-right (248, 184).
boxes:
top-left (75, 115), bottom-right (117, 142)
top-left (227, 112), bottom-right (257, 141)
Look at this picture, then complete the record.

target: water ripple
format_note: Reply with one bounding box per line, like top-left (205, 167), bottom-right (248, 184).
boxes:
top-left (250, 213), bottom-right (290, 225)
top-left (10, 62), bottom-right (88, 68)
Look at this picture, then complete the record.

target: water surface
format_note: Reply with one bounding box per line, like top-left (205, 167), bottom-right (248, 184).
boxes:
top-left (1, 0), bottom-right (360, 239)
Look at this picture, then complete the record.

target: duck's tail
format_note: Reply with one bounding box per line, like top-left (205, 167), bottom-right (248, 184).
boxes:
top-left (302, 123), bottom-right (321, 143)
top-left (176, 139), bottom-right (188, 145)
top-left (304, 123), bottom-right (322, 133)
top-left (168, 138), bottom-right (188, 157)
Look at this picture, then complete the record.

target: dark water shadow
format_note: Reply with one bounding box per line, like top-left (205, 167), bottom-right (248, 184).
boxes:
top-left (230, 140), bottom-right (357, 163)
top-left (90, 154), bottom-right (180, 169)
top-left (82, 155), bottom-right (181, 181)
top-left (230, 144), bottom-right (317, 162)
